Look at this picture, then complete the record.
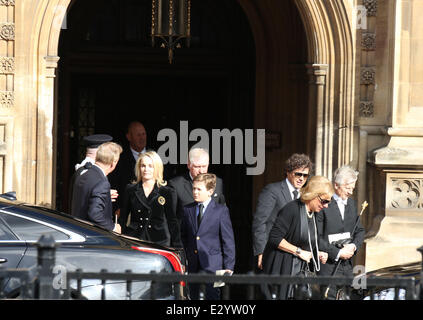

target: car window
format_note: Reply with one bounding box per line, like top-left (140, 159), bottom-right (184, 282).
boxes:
top-left (0, 212), bottom-right (70, 241)
top-left (0, 217), bottom-right (18, 240)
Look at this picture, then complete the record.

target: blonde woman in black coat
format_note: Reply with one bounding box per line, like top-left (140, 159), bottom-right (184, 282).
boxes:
top-left (262, 176), bottom-right (334, 299)
top-left (119, 151), bottom-right (182, 248)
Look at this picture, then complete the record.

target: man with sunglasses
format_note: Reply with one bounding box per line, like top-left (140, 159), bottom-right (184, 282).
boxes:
top-left (252, 153), bottom-right (313, 274)
top-left (316, 165), bottom-right (365, 299)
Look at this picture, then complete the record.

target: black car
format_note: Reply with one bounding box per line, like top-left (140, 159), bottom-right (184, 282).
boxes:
top-left (0, 196), bottom-right (185, 300)
top-left (357, 261), bottom-right (421, 300)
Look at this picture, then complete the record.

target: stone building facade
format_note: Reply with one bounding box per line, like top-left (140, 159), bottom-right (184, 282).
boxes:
top-left (1, 0), bottom-right (422, 271)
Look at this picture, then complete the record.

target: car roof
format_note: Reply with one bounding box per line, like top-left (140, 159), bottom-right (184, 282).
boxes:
top-left (0, 199), bottom-right (180, 253)
top-left (367, 261), bottom-right (421, 279)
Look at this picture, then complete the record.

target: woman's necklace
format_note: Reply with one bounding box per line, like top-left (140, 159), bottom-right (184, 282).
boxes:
top-left (305, 204), bottom-right (314, 218)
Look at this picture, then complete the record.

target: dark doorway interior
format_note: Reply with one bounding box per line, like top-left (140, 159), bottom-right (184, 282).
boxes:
top-left (56, 0), bottom-right (256, 283)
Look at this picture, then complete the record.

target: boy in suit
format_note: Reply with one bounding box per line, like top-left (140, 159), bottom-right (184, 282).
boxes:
top-left (169, 148), bottom-right (226, 223)
top-left (181, 173), bottom-right (235, 300)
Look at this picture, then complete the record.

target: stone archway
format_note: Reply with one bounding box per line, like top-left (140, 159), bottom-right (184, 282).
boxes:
top-left (294, 0), bottom-right (356, 178)
top-left (28, 0), bottom-right (356, 207)
top-left (13, 0), bottom-right (70, 206)
top-left (238, 0), bottom-right (356, 208)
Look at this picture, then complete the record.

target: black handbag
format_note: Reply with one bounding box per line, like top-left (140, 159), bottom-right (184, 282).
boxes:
top-left (296, 209), bottom-right (321, 299)
top-left (295, 263), bottom-right (319, 299)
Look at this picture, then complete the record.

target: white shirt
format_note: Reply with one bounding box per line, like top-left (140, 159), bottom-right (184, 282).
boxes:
top-left (333, 193), bottom-right (348, 220)
top-left (75, 156), bottom-right (95, 171)
top-left (197, 198), bottom-right (212, 217)
top-left (130, 147), bottom-right (146, 162)
top-left (285, 178), bottom-right (300, 200)
top-left (333, 194), bottom-right (355, 261)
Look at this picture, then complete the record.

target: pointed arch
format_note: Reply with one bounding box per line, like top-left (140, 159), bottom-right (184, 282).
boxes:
top-left (294, 0), bottom-right (356, 177)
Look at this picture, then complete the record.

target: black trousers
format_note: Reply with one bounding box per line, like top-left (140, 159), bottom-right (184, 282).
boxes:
top-left (188, 279), bottom-right (221, 300)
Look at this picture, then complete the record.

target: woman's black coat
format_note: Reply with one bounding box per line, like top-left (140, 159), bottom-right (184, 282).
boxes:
top-left (262, 199), bottom-right (310, 299)
top-left (119, 182), bottom-right (182, 248)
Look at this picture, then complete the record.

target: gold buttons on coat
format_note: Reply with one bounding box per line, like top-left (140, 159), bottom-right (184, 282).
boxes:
top-left (196, 236), bottom-right (200, 240)
top-left (194, 250), bottom-right (198, 254)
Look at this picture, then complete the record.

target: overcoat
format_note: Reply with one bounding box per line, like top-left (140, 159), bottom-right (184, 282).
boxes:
top-left (71, 164), bottom-right (115, 231)
top-left (119, 182), bottom-right (182, 248)
top-left (181, 200), bottom-right (235, 273)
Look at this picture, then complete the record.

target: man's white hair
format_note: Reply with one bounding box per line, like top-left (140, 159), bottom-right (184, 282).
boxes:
top-left (333, 165), bottom-right (359, 185)
top-left (188, 147), bottom-right (209, 163)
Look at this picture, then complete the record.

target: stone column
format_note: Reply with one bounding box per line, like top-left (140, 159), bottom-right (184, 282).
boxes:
top-left (364, 0), bottom-right (423, 270)
top-left (35, 55), bottom-right (59, 207)
top-left (307, 64), bottom-right (331, 178)
top-left (0, 1), bottom-right (14, 195)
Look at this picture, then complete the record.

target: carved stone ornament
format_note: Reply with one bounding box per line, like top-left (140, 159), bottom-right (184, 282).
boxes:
top-left (361, 68), bottom-right (375, 85)
top-left (0, 57), bottom-right (14, 74)
top-left (363, 0), bottom-right (377, 17)
top-left (0, 0), bottom-right (15, 5)
top-left (0, 23), bottom-right (14, 40)
top-left (390, 179), bottom-right (423, 209)
top-left (0, 91), bottom-right (14, 108)
top-left (362, 33), bottom-right (376, 51)
top-left (359, 101), bottom-right (374, 117)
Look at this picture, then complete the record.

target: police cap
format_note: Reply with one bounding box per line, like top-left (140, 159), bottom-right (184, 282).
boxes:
top-left (83, 134), bottom-right (113, 148)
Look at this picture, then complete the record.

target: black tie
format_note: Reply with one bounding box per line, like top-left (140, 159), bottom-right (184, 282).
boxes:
top-left (197, 203), bottom-right (204, 227)
top-left (293, 190), bottom-right (298, 200)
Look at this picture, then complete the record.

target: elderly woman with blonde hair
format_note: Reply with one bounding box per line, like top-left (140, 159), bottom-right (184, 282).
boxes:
top-left (262, 175), bottom-right (335, 299)
top-left (119, 151), bottom-right (182, 248)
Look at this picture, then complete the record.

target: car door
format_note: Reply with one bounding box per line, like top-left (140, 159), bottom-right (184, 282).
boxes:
top-left (0, 211), bottom-right (72, 297)
top-left (0, 213), bottom-right (28, 295)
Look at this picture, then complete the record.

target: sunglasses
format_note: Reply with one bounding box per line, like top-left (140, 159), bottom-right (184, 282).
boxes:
top-left (294, 172), bottom-right (309, 179)
top-left (318, 195), bottom-right (331, 205)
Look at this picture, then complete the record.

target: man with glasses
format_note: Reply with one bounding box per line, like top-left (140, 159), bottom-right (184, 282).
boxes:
top-left (252, 153), bottom-right (313, 273)
top-left (316, 165), bottom-right (365, 299)
top-left (169, 148), bottom-right (226, 223)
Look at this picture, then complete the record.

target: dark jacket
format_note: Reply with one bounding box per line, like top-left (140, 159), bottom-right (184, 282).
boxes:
top-left (71, 164), bottom-right (115, 231)
top-left (119, 182), bottom-right (182, 248)
top-left (108, 147), bottom-right (137, 209)
top-left (181, 200), bottom-right (235, 273)
top-left (252, 179), bottom-right (294, 257)
top-left (168, 172), bottom-right (226, 221)
top-left (262, 199), bottom-right (316, 299)
top-left (316, 197), bottom-right (365, 276)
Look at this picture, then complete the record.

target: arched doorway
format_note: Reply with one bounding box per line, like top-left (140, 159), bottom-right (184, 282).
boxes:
top-left (31, 0), bottom-right (355, 279)
top-left (56, 0), bottom-right (258, 277)
top-left (54, 0), bottom-right (313, 277)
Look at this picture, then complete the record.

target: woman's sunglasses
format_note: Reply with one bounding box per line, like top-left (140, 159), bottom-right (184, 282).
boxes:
top-left (318, 195), bottom-right (331, 205)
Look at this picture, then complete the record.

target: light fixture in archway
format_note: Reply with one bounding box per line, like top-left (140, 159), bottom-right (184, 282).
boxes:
top-left (151, 0), bottom-right (191, 64)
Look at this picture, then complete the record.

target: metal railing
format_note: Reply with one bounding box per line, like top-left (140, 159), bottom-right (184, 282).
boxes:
top-left (1, 235), bottom-right (422, 300)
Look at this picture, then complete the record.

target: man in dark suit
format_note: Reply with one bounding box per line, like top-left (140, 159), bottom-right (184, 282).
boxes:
top-left (169, 148), bottom-right (225, 222)
top-left (71, 142), bottom-right (123, 232)
top-left (109, 121), bottom-right (147, 211)
top-left (252, 153), bottom-right (313, 271)
top-left (181, 173), bottom-right (235, 300)
top-left (68, 134), bottom-right (113, 212)
top-left (316, 165), bottom-right (365, 299)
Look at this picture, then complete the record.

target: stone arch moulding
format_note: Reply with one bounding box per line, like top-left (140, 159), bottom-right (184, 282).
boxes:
top-left (294, 0), bottom-right (356, 179)
top-left (34, 0), bottom-right (355, 205)
top-left (34, 0), bottom-right (71, 207)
